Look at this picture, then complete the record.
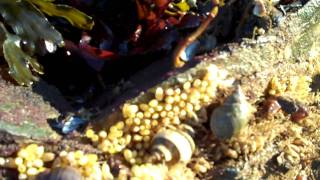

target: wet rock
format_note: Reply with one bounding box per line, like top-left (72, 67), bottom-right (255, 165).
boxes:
top-left (0, 75), bottom-right (66, 140)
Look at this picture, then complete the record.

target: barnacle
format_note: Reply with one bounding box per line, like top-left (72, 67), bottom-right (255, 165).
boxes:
top-left (0, 0), bottom-right (94, 85)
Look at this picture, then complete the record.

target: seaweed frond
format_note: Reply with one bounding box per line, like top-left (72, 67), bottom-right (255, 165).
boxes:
top-left (1, 23), bottom-right (43, 86)
top-left (0, 0), bottom-right (94, 85)
top-left (28, 0), bottom-right (94, 30)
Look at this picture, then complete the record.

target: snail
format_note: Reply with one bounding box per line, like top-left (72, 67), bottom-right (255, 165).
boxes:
top-left (210, 86), bottom-right (253, 139)
top-left (36, 166), bottom-right (83, 180)
top-left (148, 124), bottom-right (195, 164)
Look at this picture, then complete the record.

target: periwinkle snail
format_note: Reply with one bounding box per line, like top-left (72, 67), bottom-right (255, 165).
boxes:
top-left (210, 86), bottom-right (253, 139)
top-left (148, 124), bottom-right (195, 164)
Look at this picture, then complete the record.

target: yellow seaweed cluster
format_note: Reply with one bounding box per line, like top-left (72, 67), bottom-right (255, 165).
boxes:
top-left (130, 162), bottom-right (196, 180)
top-left (0, 144), bottom-right (55, 179)
top-left (130, 163), bottom-right (168, 180)
top-left (189, 157), bottom-right (212, 175)
top-left (52, 150), bottom-right (113, 179)
top-left (0, 144), bottom-right (113, 179)
top-left (86, 65), bottom-right (233, 164)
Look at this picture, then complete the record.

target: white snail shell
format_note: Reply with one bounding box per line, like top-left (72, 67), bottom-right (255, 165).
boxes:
top-left (150, 125), bottom-right (195, 164)
top-left (210, 86), bottom-right (253, 139)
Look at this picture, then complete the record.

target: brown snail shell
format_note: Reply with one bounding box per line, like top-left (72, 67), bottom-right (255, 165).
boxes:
top-left (210, 86), bottom-right (253, 139)
top-left (149, 125), bottom-right (195, 164)
top-left (36, 166), bottom-right (83, 180)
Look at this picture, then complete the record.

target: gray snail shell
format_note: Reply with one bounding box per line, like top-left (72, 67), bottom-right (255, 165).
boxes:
top-left (210, 86), bottom-right (253, 139)
top-left (150, 125), bottom-right (195, 164)
top-left (36, 166), bottom-right (83, 180)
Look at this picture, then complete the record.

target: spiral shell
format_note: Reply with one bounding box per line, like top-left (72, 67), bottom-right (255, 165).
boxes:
top-left (210, 86), bottom-right (253, 139)
top-left (149, 125), bottom-right (195, 164)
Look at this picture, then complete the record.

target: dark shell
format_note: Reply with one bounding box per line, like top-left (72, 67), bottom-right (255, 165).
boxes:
top-left (260, 98), bottom-right (281, 117)
top-left (290, 106), bottom-right (308, 122)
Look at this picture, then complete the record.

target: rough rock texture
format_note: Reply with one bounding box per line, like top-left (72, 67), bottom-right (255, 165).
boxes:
top-left (0, 75), bottom-right (69, 140)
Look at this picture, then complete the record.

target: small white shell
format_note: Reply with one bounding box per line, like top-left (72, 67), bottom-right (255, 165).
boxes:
top-left (150, 126), bottom-right (195, 164)
top-left (210, 86), bottom-right (253, 139)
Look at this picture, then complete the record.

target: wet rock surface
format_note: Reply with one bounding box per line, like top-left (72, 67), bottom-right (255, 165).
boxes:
top-left (0, 76), bottom-right (71, 140)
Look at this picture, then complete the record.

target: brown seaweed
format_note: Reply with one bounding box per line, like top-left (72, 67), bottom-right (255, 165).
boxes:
top-left (0, 0), bottom-right (94, 85)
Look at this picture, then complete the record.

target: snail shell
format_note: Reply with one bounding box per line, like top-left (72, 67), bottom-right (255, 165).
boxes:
top-left (150, 125), bottom-right (195, 164)
top-left (36, 166), bottom-right (83, 180)
top-left (210, 86), bottom-right (253, 139)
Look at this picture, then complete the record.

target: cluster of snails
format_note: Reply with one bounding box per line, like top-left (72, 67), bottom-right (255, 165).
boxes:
top-left (85, 64), bottom-right (235, 165)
